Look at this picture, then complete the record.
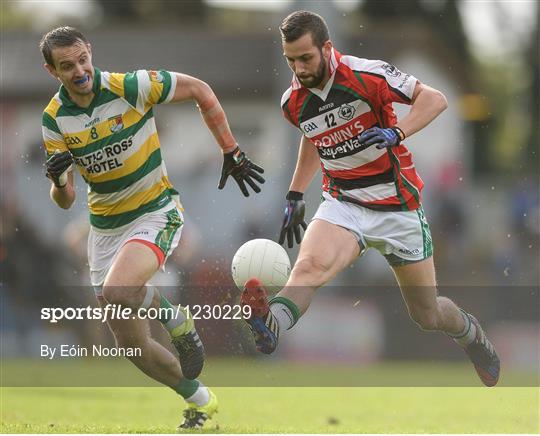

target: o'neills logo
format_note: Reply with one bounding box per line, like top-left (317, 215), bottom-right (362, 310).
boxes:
top-left (398, 247), bottom-right (421, 255)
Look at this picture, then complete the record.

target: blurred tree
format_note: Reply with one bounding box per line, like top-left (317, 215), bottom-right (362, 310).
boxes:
top-left (525, 4), bottom-right (539, 171)
top-left (436, 0), bottom-right (471, 64)
top-left (360, 0), bottom-right (538, 176)
top-left (94, 0), bottom-right (207, 25)
top-left (361, 0), bottom-right (427, 17)
top-left (0, 1), bottom-right (33, 29)
top-left (360, 0), bottom-right (471, 64)
top-left (95, 0), bottom-right (139, 20)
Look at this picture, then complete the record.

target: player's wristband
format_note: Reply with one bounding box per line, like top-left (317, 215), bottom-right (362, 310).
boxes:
top-left (391, 126), bottom-right (406, 142)
top-left (286, 191), bottom-right (303, 201)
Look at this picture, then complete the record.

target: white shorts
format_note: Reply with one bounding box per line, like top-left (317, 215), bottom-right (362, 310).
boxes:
top-left (313, 192), bottom-right (433, 266)
top-left (88, 200), bottom-right (184, 294)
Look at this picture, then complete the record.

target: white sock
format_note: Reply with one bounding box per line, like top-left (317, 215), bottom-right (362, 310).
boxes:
top-left (185, 383), bottom-right (210, 406)
top-left (140, 285), bottom-right (156, 310)
top-left (450, 310), bottom-right (477, 347)
top-left (270, 302), bottom-right (294, 332)
top-left (141, 285), bottom-right (187, 334)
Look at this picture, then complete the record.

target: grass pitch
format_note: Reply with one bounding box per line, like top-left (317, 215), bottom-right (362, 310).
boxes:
top-left (1, 359), bottom-right (538, 433)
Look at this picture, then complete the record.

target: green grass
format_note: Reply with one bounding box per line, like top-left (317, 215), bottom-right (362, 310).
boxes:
top-left (1, 387), bottom-right (538, 433)
top-left (2, 357), bottom-right (538, 387)
top-left (1, 359), bottom-right (538, 433)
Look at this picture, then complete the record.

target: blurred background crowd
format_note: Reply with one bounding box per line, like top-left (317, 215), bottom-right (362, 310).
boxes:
top-left (1, 0), bottom-right (538, 374)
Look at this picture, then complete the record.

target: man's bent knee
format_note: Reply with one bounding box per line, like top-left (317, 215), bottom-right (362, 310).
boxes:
top-left (102, 284), bottom-right (144, 308)
top-left (291, 256), bottom-right (332, 286)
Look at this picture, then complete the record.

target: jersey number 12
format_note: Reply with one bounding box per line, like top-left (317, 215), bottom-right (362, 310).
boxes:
top-left (324, 113), bottom-right (337, 128)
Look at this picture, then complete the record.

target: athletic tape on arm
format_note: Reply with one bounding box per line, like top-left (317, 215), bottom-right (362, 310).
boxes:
top-left (197, 94), bottom-right (237, 153)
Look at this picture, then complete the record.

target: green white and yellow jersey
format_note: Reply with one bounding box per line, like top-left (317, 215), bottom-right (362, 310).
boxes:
top-left (42, 68), bottom-right (180, 231)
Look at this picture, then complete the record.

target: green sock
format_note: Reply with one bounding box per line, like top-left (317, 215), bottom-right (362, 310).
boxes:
top-left (269, 296), bottom-right (300, 331)
top-left (173, 378), bottom-right (209, 406)
top-left (174, 378), bottom-right (199, 398)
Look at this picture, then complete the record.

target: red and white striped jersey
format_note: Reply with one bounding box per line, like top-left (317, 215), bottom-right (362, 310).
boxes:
top-left (281, 48), bottom-right (424, 211)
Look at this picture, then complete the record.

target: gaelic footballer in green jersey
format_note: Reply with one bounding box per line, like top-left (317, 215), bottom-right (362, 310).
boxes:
top-left (40, 26), bottom-right (263, 429)
top-left (43, 67), bottom-right (182, 229)
top-left (42, 68), bottom-right (264, 229)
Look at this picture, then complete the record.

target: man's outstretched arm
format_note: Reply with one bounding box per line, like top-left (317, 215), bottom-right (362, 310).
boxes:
top-left (279, 135), bottom-right (320, 248)
top-left (395, 83), bottom-right (448, 138)
top-left (288, 135), bottom-right (320, 194)
top-left (360, 83), bottom-right (448, 149)
top-left (171, 73), bottom-right (237, 153)
top-left (171, 73), bottom-right (264, 196)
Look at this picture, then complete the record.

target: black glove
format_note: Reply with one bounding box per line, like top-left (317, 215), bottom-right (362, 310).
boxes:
top-left (278, 191), bottom-right (307, 248)
top-left (218, 146), bottom-right (265, 197)
top-left (46, 151), bottom-right (73, 187)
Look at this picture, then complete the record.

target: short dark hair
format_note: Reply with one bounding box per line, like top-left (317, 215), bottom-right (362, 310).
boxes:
top-left (279, 10), bottom-right (330, 49)
top-left (39, 26), bottom-right (88, 67)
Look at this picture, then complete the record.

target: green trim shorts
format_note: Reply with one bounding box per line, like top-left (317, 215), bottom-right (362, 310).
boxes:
top-left (313, 192), bottom-right (433, 266)
top-left (88, 200), bottom-right (183, 294)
